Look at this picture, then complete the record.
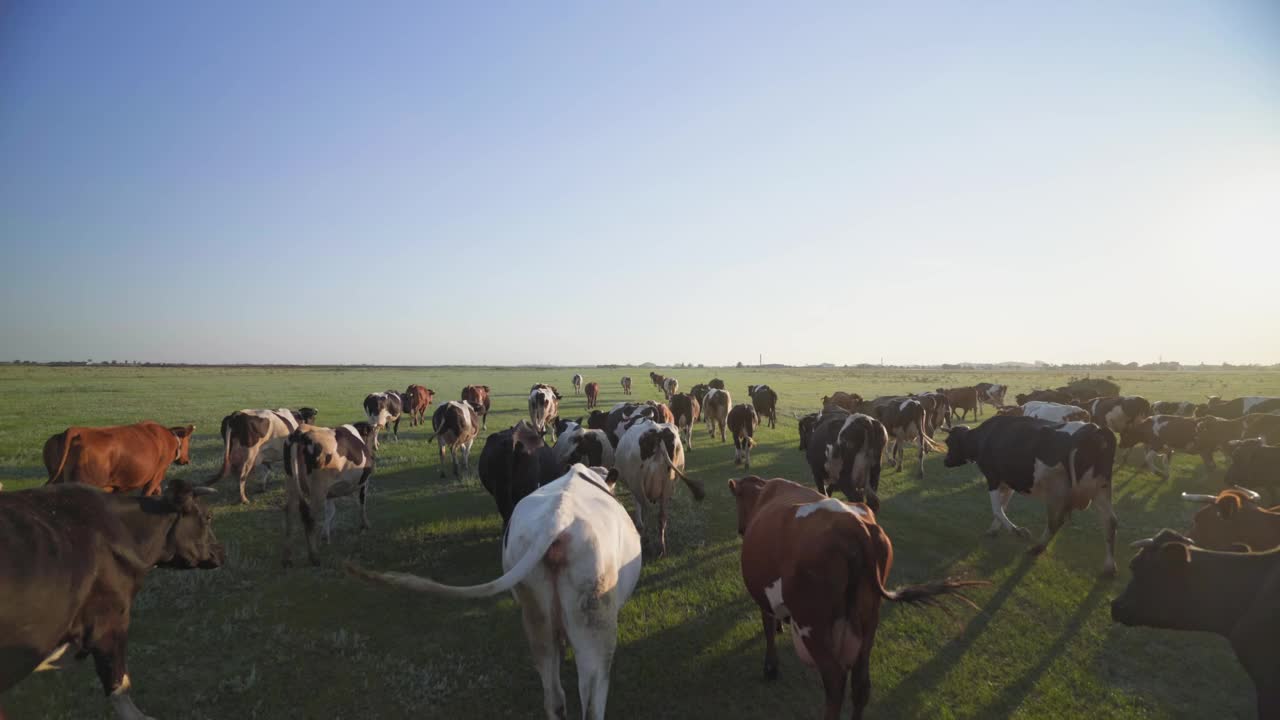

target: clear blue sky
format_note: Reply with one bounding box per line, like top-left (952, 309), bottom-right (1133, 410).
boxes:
top-left (2, 1), bottom-right (1277, 365)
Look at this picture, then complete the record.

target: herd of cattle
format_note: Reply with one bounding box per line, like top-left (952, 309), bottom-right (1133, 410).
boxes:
top-left (3, 372), bottom-right (1280, 719)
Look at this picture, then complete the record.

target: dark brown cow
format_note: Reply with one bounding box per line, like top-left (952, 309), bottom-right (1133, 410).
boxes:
top-left (669, 393), bottom-right (701, 450)
top-left (822, 392), bottom-right (863, 413)
top-left (1015, 389), bottom-right (1073, 406)
top-left (1180, 487), bottom-right (1280, 552)
top-left (44, 422), bottom-right (196, 496)
top-left (403, 384), bottom-right (435, 427)
top-left (939, 387), bottom-right (979, 421)
top-left (1194, 416), bottom-right (1246, 469)
top-left (727, 404), bottom-right (759, 470)
top-left (649, 371), bottom-right (666, 390)
top-left (1196, 396), bottom-right (1280, 419)
top-left (913, 391), bottom-right (951, 436)
top-left (461, 385), bottom-right (492, 430)
top-left (729, 476), bottom-right (982, 720)
top-left (621, 376), bottom-right (633, 395)
top-left (709, 378), bottom-right (726, 390)
top-left (585, 381), bottom-right (601, 410)
top-left (1118, 415), bottom-right (1204, 478)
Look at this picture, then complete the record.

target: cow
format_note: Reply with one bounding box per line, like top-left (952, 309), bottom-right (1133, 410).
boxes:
top-left (1082, 396), bottom-right (1151, 435)
top-left (939, 387), bottom-right (979, 421)
top-left (615, 418), bottom-right (705, 556)
top-left (479, 421), bottom-right (562, 527)
top-left (552, 419), bottom-right (615, 470)
top-left (586, 409), bottom-right (609, 431)
top-left (728, 476), bottom-right (982, 720)
top-left (662, 376), bottom-right (679, 401)
top-left (974, 382), bottom-right (1008, 414)
top-left (943, 416), bottom-right (1119, 574)
top-left (857, 396), bottom-right (944, 478)
top-left (645, 400), bottom-right (675, 425)
top-left (347, 464), bottom-right (641, 720)
top-left (728, 404), bottom-right (760, 470)
top-left (1011, 401), bottom-right (1092, 424)
top-left (805, 412), bottom-right (888, 510)
top-left (1117, 415), bottom-right (1204, 478)
top-left (1015, 389), bottom-right (1074, 406)
top-left (748, 384), bottom-right (779, 429)
top-left (1225, 439), bottom-right (1280, 502)
top-left (572, 374), bottom-right (584, 395)
top-left (669, 393), bottom-right (701, 450)
top-left (822, 392), bottom-right (862, 413)
top-left (584, 381), bottom-right (601, 410)
top-left (797, 412), bottom-right (819, 451)
top-left (1242, 413), bottom-right (1280, 444)
top-left (208, 407), bottom-right (318, 504)
top-left (689, 383), bottom-right (712, 409)
top-left (428, 401), bottom-right (482, 480)
top-left (1196, 396), bottom-right (1280, 419)
top-left (703, 388), bottom-right (732, 442)
top-left (709, 378), bottom-right (725, 390)
top-left (43, 421), bottom-right (196, 497)
top-left (402, 385), bottom-right (435, 427)
top-left (1180, 487), bottom-right (1280, 552)
top-left (1150, 400), bottom-right (1199, 417)
top-left (529, 384), bottom-right (562, 440)
top-left (363, 391), bottom-right (404, 447)
top-left (1194, 416), bottom-right (1247, 469)
top-left (281, 422), bottom-right (378, 566)
top-left (649, 371), bottom-right (665, 389)
top-left (461, 385), bottom-right (492, 430)
top-left (1112, 529), bottom-right (1280, 719)
top-left (620, 376), bottom-right (633, 395)
top-left (0, 480), bottom-right (223, 720)
top-left (602, 403), bottom-right (649, 448)
top-left (913, 391), bottom-right (951, 436)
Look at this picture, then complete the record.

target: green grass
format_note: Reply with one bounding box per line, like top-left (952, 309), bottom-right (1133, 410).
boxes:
top-left (2, 365), bottom-right (1276, 719)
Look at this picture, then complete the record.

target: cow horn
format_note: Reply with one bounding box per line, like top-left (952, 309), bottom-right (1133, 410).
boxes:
top-left (1231, 486), bottom-right (1262, 502)
top-left (1129, 537), bottom-right (1155, 548)
top-left (1180, 492), bottom-right (1217, 504)
top-left (192, 487), bottom-right (218, 497)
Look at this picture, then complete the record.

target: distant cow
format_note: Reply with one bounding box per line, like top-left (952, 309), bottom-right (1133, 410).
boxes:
top-left (552, 419), bottom-right (615, 470)
top-left (974, 382), bottom-right (1008, 413)
top-left (1197, 396), bottom-right (1280, 419)
top-left (939, 387), bottom-right (980, 421)
top-left (797, 412), bottom-right (819, 451)
top-left (1015, 401), bottom-right (1092, 424)
top-left (402, 385), bottom-right (435, 426)
top-left (709, 378), bottom-right (725, 390)
top-left (669, 393), bottom-right (702, 450)
top-left (1112, 530), bottom-right (1280, 719)
top-left (0, 480), bottom-right (223, 720)
top-left (944, 416), bottom-right (1119, 574)
top-left (1180, 487), bottom-right (1280, 551)
top-left (348, 465), bottom-right (641, 720)
top-left (649, 371), bottom-right (665, 389)
top-left (479, 421), bottom-right (562, 527)
top-left (44, 421), bottom-right (196, 496)
top-left (662, 376), bottom-right (679, 401)
top-left (1015, 389), bottom-right (1074, 406)
top-left (528, 384), bottom-right (562, 439)
top-left (615, 419), bottom-right (704, 556)
top-left (728, 404), bottom-right (760, 470)
top-left (858, 396), bottom-right (944, 478)
top-left (572, 374), bottom-right (584, 395)
top-left (1242, 413), bottom-right (1280, 444)
top-left (584, 381), bottom-right (601, 410)
top-left (621, 376), bottom-right (633, 395)
top-left (822, 391), bottom-right (862, 413)
top-left (729, 476), bottom-right (981, 720)
top-left (805, 412), bottom-right (888, 509)
top-left (208, 407), bottom-right (318, 503)
top-left (748, 384), bottom-right (778, 429)
top-left (428, 401), bottom-right (482, 480)
top-left (363, 391), bottom-right (404, 446)
top-left (913, 391), bottom-right (951, 436)
top-left (703, 388), bottom-right (732, 443)
top-left (1225, 439), bottom-right (1280, 501)
top-left (461, 385), bottom-right (492, 430)
top-left (282, 422), bottom-right (378, 566)
top-left (1193, 416), bottom-right (1247, 469)
top-left (1150, 400), bottom-right (1199, 417)
top-left (1118, 415), bottom-right (1204, 478)
top-left (689, 383), bottom-right (711, 408)
top-left (1083, 396), bottom-right (1151, 435)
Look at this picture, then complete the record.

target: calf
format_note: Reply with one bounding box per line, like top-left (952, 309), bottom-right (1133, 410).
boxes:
top-left (669, 393), bottom-right (701, 450)
top-left (428, 401), bottom-right (482, 480)
top-left (943, 415), bottom-right (1119, 574)
top-left (822, 391), bottom-right (862, 413)
top-left (1151, 400), bottom-right (1198, 417)
top-left (1015, 401), bottom-right (1091, 424)
top-left (805, 412), bottom-right (888, 509)
top-left (479, 421), bottom-right (562, 527)
top-left (620, 376), bottom-right (633, 395)
top-left (44, 421), bottom-right (196, 496)
top-left (974, 382), bottom-right (1008, 414)
top-left (0, 480), bottom-right (223, 720)
top-left (1180, 487), bottom-right (1280, 551)
top-left (858, 397), bottom-right (944, 478)
top-left (348, 465), bottom-right (641, 720)
top-left (1015, 388), bottom-right (1073, 406)
top-left (1242, 412), bottom-right (1280, 444)
top-left (402, 385), bottom-right (435, 427)
top-left (461, 385), bottom-right (492, 430)
top-left (797, 412), bottom-right (819, 451)
top-left (208, 407), bottom-right (318, 504)
top-left (1083, 395), bottom-right (1151, 435)
top-left (584, 381), bottom-right (601, 410)
top-left (939, 387), bottom-right (979, 421)
top-left (1118, 415), bottom-right (1204, 478)
top-left (615, 418), bottom-right (705, 556)
top-left (1225, 439), bottom-right (1280, 501)
top-left (1194, 416), bottom-right (1247, 469)
top-left (728, 403), bottom-right (760, 469)
top-left (748, 384), bottom-right (779, 429)
top-left (1197, 396), bottom-right (1280, 419)
top-left (282, 422), bottom-right (378, 565)
top-left (528, 384), bottom-right (562, 439)
top-left (363, 391), bottom-right (404, 445)
top-left (1112, 530), bottom-right (1280, 719)
top-left (552, 419), bottom-right (615, 469)
top-left (729, 476), bottom-right (981, 720)
top-left (662, 376), bottom-right (679, 401)
top-left (572, 373), bottom-right (584, 395)
top-left (703, 388), bottom-right (732, 442)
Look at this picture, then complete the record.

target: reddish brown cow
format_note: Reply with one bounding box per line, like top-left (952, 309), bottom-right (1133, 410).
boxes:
top-left (939, 387), bottom-right (979, 421)
top-left (403, 384), bottom-right (435, 426)
top-left (1181, 487), bottom-right (1280, 551)
top-left (822, 392), bottom-right (863, 413)
top-left (461, 384), bottom-right (492, 430)
top-left (729, 476), bottom-right (982, 720)
top-left (43, 421), bottom-right (196, 496)
top-left (585, 381), bottom-right (601, 409)
top-left (646, 401), bottom-right (675, 425)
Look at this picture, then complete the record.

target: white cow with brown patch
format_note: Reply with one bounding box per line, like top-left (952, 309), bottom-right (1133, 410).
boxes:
top-left (614, 418), bottom-right (705, 556)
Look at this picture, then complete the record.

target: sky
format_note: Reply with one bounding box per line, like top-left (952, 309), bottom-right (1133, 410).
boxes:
top-left (2, 1), bottom-right (1278, 366)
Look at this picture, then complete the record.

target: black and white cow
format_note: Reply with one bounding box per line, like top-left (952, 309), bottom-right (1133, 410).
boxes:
top-left (702, 388), bottom-right (732, 443)
top-left (615, 418), bottom-right (704, 556)
top-left (1083, 396), bottom-right (1151, 436)
top-left (363, 391), bottom-right (404, 447)
top-left (727, 403), bottom-right (759, 470)
top-left (478, 421), bottom-right (562, 527)
top-left (859, 396), bottom-right (945, 478)
top-left (1150, 400), bottom-right (1200, 417)
top-left (572, 374), bottom-right (584, 395)
top-left (1118, 415), bottom-right (1204, 478)
top-left (804, 411), bottom-right (888, 509)
top-left (689, 383), bottom-right (712, 408)
top-left (282, 422), bottom-right (379, 566)
top-left (428, 401), bottom-right (482, 480)
top-left (602, 403), bottom-right (659, 448)
top-left (747, 384), bottom-right (778, 429)
top-left (552, 418), bottom-right (615, 470)
top-left (974, 382), bottom-right (1008, 414)
top-left (797, 412), bottom-right (819, 451)
top-left (913, 391), bottom-right (951, 436)
top-left (1196, 396), bottom-right (1280, 419)
top-left (528, 384), bottom-right (562, 440)
top-left (209, 407), bottom-right (318, 503)
top-left (943, 415), bottom-right (1119, 574)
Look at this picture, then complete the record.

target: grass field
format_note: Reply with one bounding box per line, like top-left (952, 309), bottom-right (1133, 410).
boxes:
top-left (2, 365), bottom-right (1275, 719)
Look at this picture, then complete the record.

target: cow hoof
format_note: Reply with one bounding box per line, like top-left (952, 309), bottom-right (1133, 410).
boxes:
top-left (763, 663), bottom-right (778, 681)
top-left (1099, 564), bottom-right (1117, 578)
top-left (1014, 527), bottom-right (1032, 540)
top-left (239, 498), bottom-right (251, 505)
top-left (1028, 543), bottom-right (1046, 556)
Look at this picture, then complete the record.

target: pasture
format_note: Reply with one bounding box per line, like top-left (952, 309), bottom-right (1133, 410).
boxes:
top-left (2, 365), bottom-right (1276, 719)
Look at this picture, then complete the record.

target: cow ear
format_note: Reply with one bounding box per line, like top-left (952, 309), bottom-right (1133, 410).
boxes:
top-left (1158, 542), bottom-right (1192, 566)
top-left (727, 479), bottom-right (738, 495)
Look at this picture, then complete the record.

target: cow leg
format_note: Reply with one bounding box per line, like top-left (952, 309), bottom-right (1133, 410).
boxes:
top-left (1094, 489), bottom-right (1118, 576)
top-left (323, 499), bottom-right (337, 544)
top-left (1142, 450), bottom-right (1165, 479)
top-left (744, 437), bottom-right (752, 470)
top-left (1030, 493), bottom-right (1069, 556)
top-left (516, 581), bottom-right (566, 720)
top-left (986, 487), bottom-right (1027, 538)
top-left (257, 461), bottom-right (273, 495)
top-left (806, 640), bottom-right (849, 720)
top-left (89, 627), bottom-right (153, 720)
top-left (438, 443), bottom-right (448, 479)
top-left (451, 445), bottom-right (461, 480)
top-left (657, 495), bottom-right (669, 557)
top-left (392, 417), bottom-right (400, 441)
top-left (849, 623), bottom-right (879, 720)
top-left (1200, 450), bottom-right (1217, 472)
top-left (462, 441), bottom-right (474, 478)
top-left (562, 591), bottom-right (617, 720)
top-left (761, 611), bottom-right (779, 680)
top-left (358, 469), bottom-right (372, 530)
top-left (306, 484), bottom-right (325, 562)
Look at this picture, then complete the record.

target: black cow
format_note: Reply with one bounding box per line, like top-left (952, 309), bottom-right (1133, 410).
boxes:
top-left (1112, 529), bottom-right (1280, 718)
top-left (478, 421), bottom-right (562, 527)
top-left (1226, 439), bottom-right (1280, 502)
top-left (0, 480), bottom-right (224, 719)
top-left (727, 403), bottom-right (759, 470)
top-left (1197, 396), bottom-right (1280, 419)
top-left (943, 415), bottom-right (1119, 574)
top-left (747, 384), bottom-right (778, 429)
top-left (689, 383), bottom-right (712, 408)
top-left (797, 412), bottom-right (819, 451)
top-left (913, 391), bottom-right (951, 436)
top-left (804, 411), bottom-right (887, 510)
top-left (363, 391), bottom-right (405, 446)
top-left (669, 393), bottom-right (701, 450)
top-left (585, 409), bottom-right (609, 431)
top-left (1015, 389), bottom-right (1073, 406)
top-left (859, 396), bottom-right (944, 478)
top-left (708, 378), bottom-right (725, 390)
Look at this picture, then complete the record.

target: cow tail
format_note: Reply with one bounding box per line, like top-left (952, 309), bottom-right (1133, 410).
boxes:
top-left (660, 442), bottom-right (704, 501)
top-left (844, 518), bottom-right (985, 609)
top-left (921, 432), bottom-right (947, 453)
top-left (48, 429), bottom-right (80, 484)
top-left (208, 415), bottom-right (234, 484)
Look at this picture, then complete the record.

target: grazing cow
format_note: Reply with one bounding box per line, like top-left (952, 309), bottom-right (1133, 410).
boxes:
top-left (572, 374), bottom-right (584, 395)
top-left (528, 384), bottom-right (563, 439)
top-left (43, 421), bottom-right (196, 497)
top-left (805, 412), bottom-right (888, 509)
top-left (1151, 400), bottom-right (1199, 417)
top-left (729, 476), bottom-right (982, 720)
top-left (649, 371), bottom-right (665, 389)
top-left (479, 421), bottom-right (562, 527)
top-left (748, 384), bottom-right (779, 429)
top-left (1014, 401), bottom-right (1092, 424)
top-left (208, 407), bottom-right (318, 504)
top-left (1118, 415), bottom-right (1204, 478)
top-left (1112, 530), bottom-right (1280, 719)
top-left (1180, 487), bottom-right (1280, 551)
top-left (461, 385), bottom-right (492, 430)
top-left (552, 419), bottom-right (615, 470)
top-left (1015, 389), bottom-right (1074, 406)
top-left (363, 391), bottom-right (404, 446)
top-left (615, 419), bottom-right (705, 556)
top-left (728, 404), bottom-right (760, 470)
top-left (913, 391), bottom-right (951, 436)
top-left (586, 409), bottom-right (609, 430)
top-left (857, 397), bottom-right (944, 478)
top-left (281, 422), bottom-right (378, 565)
top-left (689, 383), bottom-right (711, 409)
top-left (939, 387), bottom-right (980, 421)
top-left (669, 393), bottom-right (701, 450)
top-left (1083, 396), bottom-right (1151, 435)
top-left (0, 480), bottom-right (223, 720)
top-left (402, 385), bottom-right (435, 427)
top-left (943, 416), bottom-right (1119, 574)
top-left (620, 376), bottom-right (633, 395)
top-left (974, 382), bottom-right (1008, 413)
top-left (1225, 439), bottom-right (1280, 501)
top-left (703, 388), bottom-right (732, 442)
top-left (584, 381), bottom-right (601, 410)
top-left (1242, 413), bottom-right (1280, 444)
top-left (709, 378), bottom-right (726, 390)
top-left (428, 402), bottom-right (482, 480)
top-left (797, 412), bottom-right (819, 451)
top-left (1197, 396), bottom-right (1280, 419)
top-left (822, 392), bottom-right (862, 413)
top-left (662, 376), bottom-right (679, 401)
top-left (1194, 416), bottom-right (1247, 469)
top-left (348, 465), bottom-right (641, 720)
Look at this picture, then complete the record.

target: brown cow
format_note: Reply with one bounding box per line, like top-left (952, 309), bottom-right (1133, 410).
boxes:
top-left (1194, 416), bottom-right (1247, 469)
top-left (669, 393), bottom-right (701, 450)
top-left (822, 392), bottom-right (863, 413)
top-left (461, 385), bottom-right (492, 430)
top-left (585, 381), bottom-right (601, 409)
top-left (621, 376), bottom-right (633, 395)
top-left (649, 371), bottom-right (666, 389)
top-left (939, 387), bottom-right (979, 421)
top-left (403, 384), bottom-right (435, 426)
top-left (729, 477), bottom-right (982, 720)
top-left (44, 422), bottom-right (196, 496)
top-left (1180, 487), bottom-right (1280, 551)
top-left (645, 400), bottom-right (675, 425)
